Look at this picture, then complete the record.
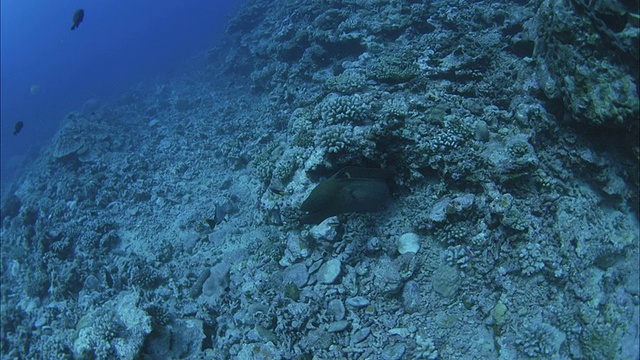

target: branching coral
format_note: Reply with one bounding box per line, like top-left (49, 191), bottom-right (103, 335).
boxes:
top-left (316, 93), bottom-right (371, 125)
top-left (516, 318), bottom-right (566, 357)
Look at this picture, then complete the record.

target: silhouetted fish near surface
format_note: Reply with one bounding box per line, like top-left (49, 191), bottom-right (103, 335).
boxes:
top-left (13, 121), bottom-right (23, 135)
top-left (71, 9), bottom-right (84, 30)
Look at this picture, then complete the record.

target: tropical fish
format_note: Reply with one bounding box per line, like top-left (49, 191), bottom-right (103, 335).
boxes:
top-left (300, 166), bottom-right (392, 224)
top-left (204, 201), bottom-right (236, 230)
top-left (13, 121), bottom-right (24, 135)
top-left (71, 9), bottom-right (84, 30)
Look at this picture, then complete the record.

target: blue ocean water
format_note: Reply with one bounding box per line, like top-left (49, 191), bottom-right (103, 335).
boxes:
top-left (1, 0), bottom-right (239, 192)
top-left (0, 0), bottom-right (637, 358)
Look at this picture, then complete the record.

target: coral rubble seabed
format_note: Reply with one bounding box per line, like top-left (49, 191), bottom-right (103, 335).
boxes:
top-left (1, 0), bottom-right (638, 359)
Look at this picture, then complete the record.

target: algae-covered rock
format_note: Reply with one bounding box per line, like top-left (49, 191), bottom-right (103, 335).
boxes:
top-left (368, 51), bottom-right (419, 83)
top-left (432, 264), bottom-right (461, 299)
top-left (53, 131), bottom-right (88, 159)
top-left (317, 258), bottom-right (341, 284)
top-left (534, 0), bottom-right (639, 132)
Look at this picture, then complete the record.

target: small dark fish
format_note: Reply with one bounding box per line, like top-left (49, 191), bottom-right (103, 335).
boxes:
top-left (13, 121), bottom-right (23, 135)
top-left (71, 9), bottom-right (84, 30)
top-left (204, 203), bottom-right (228, 230)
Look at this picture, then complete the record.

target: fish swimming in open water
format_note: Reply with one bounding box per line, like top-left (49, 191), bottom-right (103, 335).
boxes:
top-left (71, 9), bottom-right (84, 30)
top-left (13, 121), bottom-right (23, 135)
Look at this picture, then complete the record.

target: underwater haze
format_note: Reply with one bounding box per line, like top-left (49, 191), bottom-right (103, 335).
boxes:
top-left (1, 0), bottom-right (239, 191)
top-left (1, 0), bottom-right (638, 359)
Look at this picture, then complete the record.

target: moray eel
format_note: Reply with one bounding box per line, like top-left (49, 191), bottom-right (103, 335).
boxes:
top-left (300, 166), bottom-right (391, 224)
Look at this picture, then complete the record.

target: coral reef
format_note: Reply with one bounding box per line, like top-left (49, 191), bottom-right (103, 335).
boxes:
top-left (1, 0), bottom-right (638, 359)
